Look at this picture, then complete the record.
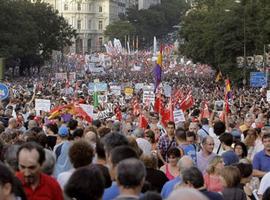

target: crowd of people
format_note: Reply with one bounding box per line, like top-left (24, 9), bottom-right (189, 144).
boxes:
top-left (0, 50), bottom-right (270, 200)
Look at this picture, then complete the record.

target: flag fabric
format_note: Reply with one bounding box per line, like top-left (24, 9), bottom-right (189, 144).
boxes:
top-left (179, 92), bottom-right (194, 111)
top-left (153, 47), bottom-right (162, 93)
top-left (200, 101), bottom-right (210, 119)
top-left (114, 106), bottom-right (122, 121)
top-left (224, 79), bottom-right (232, 113)
top-left (133, 99), bottom-right (140, 116)
top-left (139, 114), bottom-right (148, 129)
top-left (215, 71), bottom-right (222, 82)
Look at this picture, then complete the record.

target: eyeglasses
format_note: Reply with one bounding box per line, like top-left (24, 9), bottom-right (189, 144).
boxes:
top-left (206, 143), bottom-right (214, 146)
top-left (127, 130), bottom-right (133, 133)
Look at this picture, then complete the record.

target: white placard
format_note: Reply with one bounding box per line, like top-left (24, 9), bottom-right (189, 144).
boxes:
top-left (98, 95), bottom-right (108, 103)
top-left (164, 84), bottom-right (172, 97)
top-left (35, 99), bottom-right (51, 112)
top-left (110, 85), bottom-right (121, 96)
top-left (267, 90), bottom-right (270, 102)
top-left (143, 90), bottom-right (155, 105)
top-left (79, 104), bottom-right (94, 118)
top-left (173, 109), bottom-right (185, 124)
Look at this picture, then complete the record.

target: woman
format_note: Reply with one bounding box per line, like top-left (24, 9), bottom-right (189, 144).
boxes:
top-left (160, 147), bottom-right (180, 180)
top-left (234, 141), bottom-right (248, 159)
top-left (244, 128), bottom-right (258, 160)
top-left (204, 156), bottom-right (224, 193)
top-left (145, 130), bottom-right (157, 155)
top-left (220, 166), bottom-right (247, 200)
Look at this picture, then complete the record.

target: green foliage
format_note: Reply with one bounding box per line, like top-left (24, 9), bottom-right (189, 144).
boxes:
top-left (180, 0), bottom-right (270, 81)
top-left (105, 0), bottom-right (189, 46)
top-left (0, 0), bottom-right (76, 75)
top-left (104, 21), bottom-right (136, 41)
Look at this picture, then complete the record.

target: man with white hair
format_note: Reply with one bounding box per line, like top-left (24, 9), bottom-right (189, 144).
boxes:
top-left (167, 188), bottom-right (208, 200)
top-left (133, 128), bottom-right (151, 156)
top-left (161, 155), bottom-right (194, 199)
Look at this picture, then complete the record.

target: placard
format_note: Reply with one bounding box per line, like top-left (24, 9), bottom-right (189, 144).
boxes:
top-left (143, 90), bottom-right (155, 105)
top-left (124, 87), bottom-right (134, 96)
top-left (35, 99), bottom-right (51, 112)
top-left (88, 82), bottom-right (108, 92)
top-left (110, 85), bottom-right (121, 96)
top-left (0, 83), bottom-right (9, 100)
top-left (267, 90), bottom-right (270, 102)
top-left (173, 109), bottom-right (185, 124)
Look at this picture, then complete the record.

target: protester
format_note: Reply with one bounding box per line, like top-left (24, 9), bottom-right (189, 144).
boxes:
top-left (16, 142), bottom-right (63, 200)
top-left (234, 141), bottom-right (248, 159)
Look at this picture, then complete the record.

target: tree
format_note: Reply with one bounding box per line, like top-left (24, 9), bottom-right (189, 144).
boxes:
top-left (179, 0), bottom-right (270, 81)
top-left (104, 21), bottom-right (136, 41)
top-left (0, 0), bottom-right (76, 76)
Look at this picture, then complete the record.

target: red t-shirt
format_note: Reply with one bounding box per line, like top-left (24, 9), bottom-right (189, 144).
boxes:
top-left (16, 172), bottom-right (64, 200)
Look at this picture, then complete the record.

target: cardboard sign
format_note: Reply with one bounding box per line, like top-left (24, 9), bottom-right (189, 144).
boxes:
top-left (35, 99), bottom-right (51, 112)
top-left (143, 90), bottom-right (155, 105)
top-left (110, 85), bottom-right (121, 96)
top-left (124, 87), bottom-right (134, 96)
top-left (173, 109), bottom-right (185, 123)
top-left (88, 82), bottom-right (108, 92)
top-left (163, 84), bottom-right (172, 97)
top-left (267, 90), bottom-right (270, 102)
top-left (55, 73), bottom-right (67, 80)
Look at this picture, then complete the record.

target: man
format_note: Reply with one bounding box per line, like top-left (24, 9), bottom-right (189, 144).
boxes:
top-left (133, 128), bottom-right (152, 156)
top-left (181, 167), bottom-right (224, 200)
top-left (115, 158), bottom-right (146, 200)
top-left (197, 136), bottom-right (216, 173)
top-left (103, 146), bottom-right (138, 200)
top-left (189, 122), bottom-right (199, 135)
top-left (198, 118), bottom-right (210, 142)
top-left (158, 121), bottom-right (177, 164)
top-left (5, 118), bottom-right (18, 133)
top-left (53, 125), bottom-right (72, 177)
top-left (57, 139), bottom-right (94, 188)
top-left (175, 128), bottom-right (197, 164)
top-left (0, 162), bottom-right (26, 200)
top-left (219, 133), bottom-right (239, 166)
top-left (161, 156), bottom-right (194, 199)
top-left (258, 171), bottom-right (270, 197)
top-left (253, 133), bottom-right (270, 177)
top-left (209, 120), bottom-right (226, 155)
top-left (16, 142), bottom-right (63, 200)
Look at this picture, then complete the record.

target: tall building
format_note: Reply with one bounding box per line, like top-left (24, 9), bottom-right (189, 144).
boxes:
top-left (41, 0), bottom-right (138, 53)
top-left (138, 0), bottom-right (160, 10)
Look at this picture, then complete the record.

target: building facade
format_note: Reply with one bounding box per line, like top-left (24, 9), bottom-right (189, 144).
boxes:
top-left (41, 0), bottom-right (138, 53)
top-left (138, 0), bottom-right (160, 10)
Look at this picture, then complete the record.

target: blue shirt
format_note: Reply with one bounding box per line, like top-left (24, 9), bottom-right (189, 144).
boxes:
top-left (103, 182), bottom-right (119, 200)
top-left (253, 150), bottom-right (270, 172)
top-left (161, 176), bottom-right (181, 199)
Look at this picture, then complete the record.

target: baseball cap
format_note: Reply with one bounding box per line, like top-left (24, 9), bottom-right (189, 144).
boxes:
top-left (58, 125), bottom-right (69, 137)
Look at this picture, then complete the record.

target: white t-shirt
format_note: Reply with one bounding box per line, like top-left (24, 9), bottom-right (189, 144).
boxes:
top-left (258, 171), bottom-right (270, 195)
top-left (57, 168), bottom-right (75, 189)
top-left (209, 127), bottom-right (224, 155)
top-left (136, 138), bottom-right (152, 156)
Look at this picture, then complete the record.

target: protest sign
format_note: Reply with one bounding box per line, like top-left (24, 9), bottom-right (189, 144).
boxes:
top-left (173, 109), bottom-right (185, 124)
top-left (35, 99), bottom-right (51, 112)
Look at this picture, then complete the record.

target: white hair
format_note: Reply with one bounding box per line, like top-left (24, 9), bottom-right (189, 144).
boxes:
top-left (167, 188), bottom-right (208, 200)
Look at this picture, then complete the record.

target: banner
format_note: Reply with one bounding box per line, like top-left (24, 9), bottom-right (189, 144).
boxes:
top-left (35, 99), bottom-right (51, 112)
top-left (79, 104), bottom-right (93, 118)
top-left (124, 87), bottom-right (134, 96)
top-left (110, 85), bottom-right (121, 96)
top-left (163, 84), bottom-right (172, 97)
top-left (55, 73), bottom-right (67, 80)
top-left (250, 72), bottom-right (267, 88)
top-left (88, 82), bottom-right (108, 92)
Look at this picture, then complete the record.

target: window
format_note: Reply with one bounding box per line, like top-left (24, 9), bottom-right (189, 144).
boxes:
top-left (64, 3), bottom-right (68, 10)
top-left (98, 20), bottom-right (103, 30)
top-left (99, 6), bottom-right (102, 12)
top-left (87, 39), bottom-right (92, 52)
top-left (88, 20), bottom-right (92, 29)
top-left (98, 37), bottom-right (103, 46)
top-left (77, 20), bottom-right (81, 30)
top-left (77, 3), bottom-right (81, 11)
top-left (76, 38), bottom-right (83, 54)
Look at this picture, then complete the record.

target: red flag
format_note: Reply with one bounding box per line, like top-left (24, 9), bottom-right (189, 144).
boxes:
top-left (154, 95), bottom-right (161, 113)
top-left (160, 98), bottom-right (174, 127)
top-left (139, 114), bottom-right (148, 129)
top-left (133, 99), bottom-right (140, 116)
top-left (114, 106), bottom-right (122, 121)
top-left (201, 101), bottom-right (210, 119)
top-left (179, 92), bottom-right (194, 111)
